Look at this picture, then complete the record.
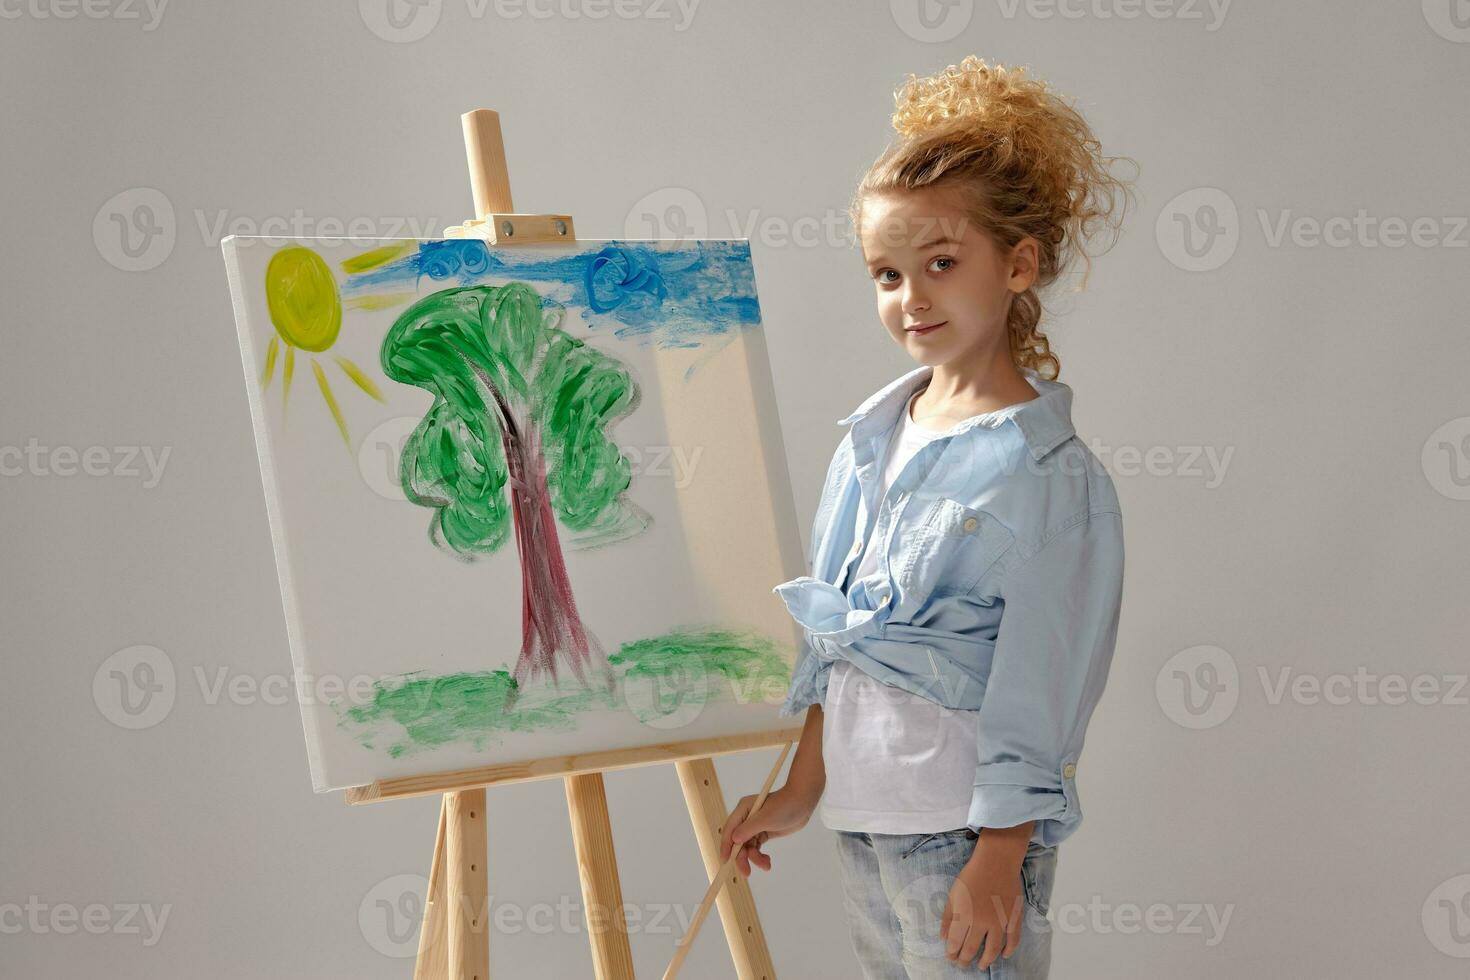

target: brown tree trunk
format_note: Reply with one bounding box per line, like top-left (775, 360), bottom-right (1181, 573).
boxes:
top-left (501, 414), bottom-right (608, 696)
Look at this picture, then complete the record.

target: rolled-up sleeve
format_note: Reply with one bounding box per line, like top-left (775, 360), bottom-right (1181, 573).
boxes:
top-left (777, 629), bottom-right (831, 717)
top-left (774, 442), bottom-right (849, 718)
top-left (967, 511), bottom-right (1125, 846)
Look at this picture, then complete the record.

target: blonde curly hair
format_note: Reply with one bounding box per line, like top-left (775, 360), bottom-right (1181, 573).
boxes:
top-left (852, 56), bottom-right (1138, 380)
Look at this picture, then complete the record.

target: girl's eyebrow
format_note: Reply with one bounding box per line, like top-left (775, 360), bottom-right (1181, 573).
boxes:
top-left (864, 235), bottom-right (962, 270)
top-left (914, 235), bottom-right (961, 250)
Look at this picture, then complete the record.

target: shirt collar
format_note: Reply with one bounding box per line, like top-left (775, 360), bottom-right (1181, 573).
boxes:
top-left (836, 364), bottom-right (1077, 461)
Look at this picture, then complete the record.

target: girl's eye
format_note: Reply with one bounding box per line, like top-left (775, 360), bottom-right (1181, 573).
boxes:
top-left (929, 256), bottom-right (954, 273)
top-left (876, 270), bottom-right (899, 284)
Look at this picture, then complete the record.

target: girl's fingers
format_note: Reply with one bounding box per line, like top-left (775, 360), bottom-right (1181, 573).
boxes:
top-left (943, 916), bottom-right (967, 960)
top-left (728, 824), bottom-right (779, 876)
top-left (979, 918), bottom-right (1011, 971)
top-left (959, 925), bottom-right (987, 968)
top-left (734, 836), bottom-right (774, 874)
top-left (720, 799), bottom-right (751, 861)
top-left (1002, 904), bottom-right (1024, 957)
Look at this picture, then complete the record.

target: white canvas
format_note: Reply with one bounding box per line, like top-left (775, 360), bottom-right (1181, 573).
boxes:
top-left (221, 235), bottom-right (803, 792)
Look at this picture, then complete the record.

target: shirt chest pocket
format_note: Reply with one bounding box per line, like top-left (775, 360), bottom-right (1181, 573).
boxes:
top-left (898, 497), bottom-right (1015, 600)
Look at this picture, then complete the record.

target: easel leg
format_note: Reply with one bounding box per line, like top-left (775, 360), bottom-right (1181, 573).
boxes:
top-left (414, 797), bottom-right (450, 980)
top-left (446, 789), bottom-right (490, 979)
top-left (675, 758), bottom-right (776, 980)
top-left (565, 773), bottom-right (636, 980)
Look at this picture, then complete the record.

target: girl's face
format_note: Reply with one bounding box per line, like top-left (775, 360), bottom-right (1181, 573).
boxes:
top-left (858, 188), bottom-right (1036, 369)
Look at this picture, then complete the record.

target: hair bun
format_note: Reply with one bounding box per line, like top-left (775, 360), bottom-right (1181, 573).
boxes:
top-left (892, 56), bottom-right (1032, 142)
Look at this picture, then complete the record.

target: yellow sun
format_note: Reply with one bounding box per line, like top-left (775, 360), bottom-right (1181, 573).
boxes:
top-left (260, 246), bottom-right (384, 448)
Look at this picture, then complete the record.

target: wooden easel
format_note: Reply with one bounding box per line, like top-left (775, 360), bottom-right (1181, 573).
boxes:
top-left (343, 108), bottom-right (804, 980)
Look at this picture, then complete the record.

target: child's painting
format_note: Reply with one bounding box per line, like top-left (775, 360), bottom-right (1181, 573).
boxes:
top-left (222, 236), bottom-right (803, 792)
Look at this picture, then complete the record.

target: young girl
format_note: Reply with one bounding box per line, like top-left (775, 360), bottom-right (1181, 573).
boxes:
top-left (720, 57), bottom-right (1135, 978)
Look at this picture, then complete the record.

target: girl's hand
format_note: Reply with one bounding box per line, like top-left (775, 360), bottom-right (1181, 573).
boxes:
top-left (940, 840), bottom-right (1028, 970)
top-left (718, 786), bottom-right (818, 877)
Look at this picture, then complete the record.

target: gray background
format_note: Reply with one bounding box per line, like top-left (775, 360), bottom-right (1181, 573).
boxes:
top-left (4, 1), bottom-right (1469, 977)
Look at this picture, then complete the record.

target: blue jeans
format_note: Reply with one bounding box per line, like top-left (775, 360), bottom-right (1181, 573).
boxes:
top-left (834, 829), bottom-right (1058, 979)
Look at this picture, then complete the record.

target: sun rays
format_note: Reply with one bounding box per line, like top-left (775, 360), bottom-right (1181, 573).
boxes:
top-left (260, 245), bottom-right (385, 448)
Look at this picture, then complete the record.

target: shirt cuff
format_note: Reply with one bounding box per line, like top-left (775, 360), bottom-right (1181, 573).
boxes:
top-left (966, 758), bottom-right (1081, 847)
top-left (777, 637), bottom-right (831, 717)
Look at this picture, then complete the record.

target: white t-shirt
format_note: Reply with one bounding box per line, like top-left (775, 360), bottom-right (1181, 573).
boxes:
top-left (819, 389), bottom-right (980, 834)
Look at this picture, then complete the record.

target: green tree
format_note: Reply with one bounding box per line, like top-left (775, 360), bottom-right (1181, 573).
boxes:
top-left (381, 282), bottom-right (649, 696)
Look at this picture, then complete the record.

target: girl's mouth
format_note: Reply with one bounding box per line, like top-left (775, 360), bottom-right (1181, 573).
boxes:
top-left (905, 321), bottom-right (946, 337)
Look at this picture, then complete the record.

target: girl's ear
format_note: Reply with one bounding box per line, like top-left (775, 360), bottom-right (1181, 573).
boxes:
top-left (1008, 237), bottom-right (1040, 292)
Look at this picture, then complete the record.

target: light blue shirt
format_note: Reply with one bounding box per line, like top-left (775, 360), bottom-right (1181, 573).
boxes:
top-left (773, 364), bottom-right (1125, 847)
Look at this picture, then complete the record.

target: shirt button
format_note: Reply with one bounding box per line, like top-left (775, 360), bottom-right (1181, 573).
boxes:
top-left (963, 517), bottom-right (978, 533)
top-left (1063, 763), bottom-right (1077, 779)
